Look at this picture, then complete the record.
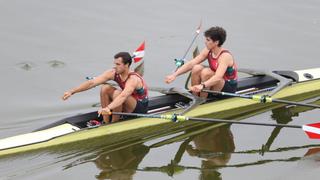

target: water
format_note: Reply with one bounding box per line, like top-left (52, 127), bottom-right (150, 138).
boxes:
top-left (0, 0), bottom-right (320, 179)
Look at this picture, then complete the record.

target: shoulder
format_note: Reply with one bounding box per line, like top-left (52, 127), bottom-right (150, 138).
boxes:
top-left (127, 74), bottom-right (141, 85)
top-left (92, 69), bottom-right (115, 83)
top-left (101, 69), bottom-right (116, 78)
top-left (219, 50), bottom-right (234, 64)
top-left (101, 69), bottom-right (115, 75)
top-left (200, 48), bottom-right (210, 56)
top-left (193, 48), bottom-right (210, 62)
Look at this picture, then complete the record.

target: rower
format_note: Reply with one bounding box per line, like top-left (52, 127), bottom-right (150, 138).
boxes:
top-left (62, 52), bottom-right (149, 123)
top-left (165, 26), bottom-right (238, 98)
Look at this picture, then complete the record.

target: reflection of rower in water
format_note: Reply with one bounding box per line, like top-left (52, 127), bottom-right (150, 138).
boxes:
top-left (262, 104), bottom-right (316, 152)
top-left (261, 106), bottom-right (296, 152)
top-left (257, 97), bottom-right (320, 153)
top-left (114, 125), bottom-right (236, 178)
top-left (93, 144), bottom-right (149, 180)
top-left (185, 125), bottom-right (235, 180)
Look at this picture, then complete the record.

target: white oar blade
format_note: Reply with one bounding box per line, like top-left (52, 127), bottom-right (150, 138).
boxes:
top-left (134, 61), bottom-right (144, 76)
top-left (302, 123), bottom-right (320, 139)
top-left (196, 21), bottom-right (202, 34)
top-left (132, 41), bottom-right (145, 63)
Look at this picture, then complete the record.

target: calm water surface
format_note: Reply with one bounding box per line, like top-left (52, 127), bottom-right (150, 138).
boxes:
top-left (0, 0), bottom-right (320, 179)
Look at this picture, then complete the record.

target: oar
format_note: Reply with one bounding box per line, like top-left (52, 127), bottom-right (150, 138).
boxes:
top-left (131, 41), bottom-right (145, 76)
top-left (107, 112), bottom-right (320, 139)
top-left (174, 21), bottom-right (202, 70)
top-left (202, 89), bottom-right (320, 109)
top-left (131, 41), bottom-right (145, 63)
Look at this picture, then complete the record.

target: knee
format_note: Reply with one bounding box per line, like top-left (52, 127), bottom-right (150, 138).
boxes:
top-left (112, 90), bottom-right (121, 99)
top-left (201, 68), bottom-right (214, 80)
top-left (191, 64), bottom-right (204, 75)
top-left (100, 84), bottom-right (114, 95)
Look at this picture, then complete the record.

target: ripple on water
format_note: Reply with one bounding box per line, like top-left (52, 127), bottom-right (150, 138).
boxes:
top-left (15, 62), bottom-right (37, 71)
top-left (15, 60), bottom-right (66, 71)
top-left (47, 60), bottom-right (65, 68)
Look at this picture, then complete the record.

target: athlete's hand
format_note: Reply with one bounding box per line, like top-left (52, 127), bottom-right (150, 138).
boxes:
top-left (98, 107), bottom-right (111, 116)
top-left (62, 91), bottom-right (73, 100)
top-left (189, 84), bottom-right (203, 93)
top-left (165, 74), bottom-right (177, 84)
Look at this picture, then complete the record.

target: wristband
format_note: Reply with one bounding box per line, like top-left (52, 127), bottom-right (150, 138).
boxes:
top-left (201, 82), bottom-right (206, 89)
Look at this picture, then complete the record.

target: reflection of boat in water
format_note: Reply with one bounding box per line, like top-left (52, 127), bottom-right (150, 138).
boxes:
top-left (262, 98), bottom-right (320, 153)
top-left (61, 98), bottom-right (320, 180)
top-left (214, 99), bottom-right (320, 168)
top-left (93, 144), bottom-right (149, 180)
top-left (134, 125), bottom-right (236, 180)
top-left (141, 99), bottom-right (320, 178)
top-left (186, 126), bottom-right (235, 160)
top-left (62, 123), bottom-right (236, 180)
top-left (185, 125), bottom-right (235, 180)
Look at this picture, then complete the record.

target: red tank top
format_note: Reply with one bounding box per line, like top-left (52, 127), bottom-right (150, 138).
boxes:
top-left (114, 72), bottom-right (148, 101)
top-left (207, 50), bottom-right (238, 83)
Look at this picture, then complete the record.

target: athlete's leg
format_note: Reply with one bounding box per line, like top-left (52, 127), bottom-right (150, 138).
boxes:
top-left (199, 68), bottom-right (215, 98)
top-left (191, 64), bottom-right (204, 96)
top-left (108, 93), bottom-right (138, 123)
top-left (100, 84), bottom-right (116, 122)
top-left (108, 90), bottom-right (124, 122)
top-left (100, 84), bottom-right (122, 123)
top-left (122, 96), bottom-right (138, 113)
top-left (211, 79), bottom-right (225, 91)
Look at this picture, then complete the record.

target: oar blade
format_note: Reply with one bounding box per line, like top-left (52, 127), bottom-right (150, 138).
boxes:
top-left (132, 41), bottom-right (145, 63)
top-left (196, 20), bottom-right (202, 34)
top-left (134, 61), bottom-right (144, 76)
top-left (302, 123), bottom-right (320, 139)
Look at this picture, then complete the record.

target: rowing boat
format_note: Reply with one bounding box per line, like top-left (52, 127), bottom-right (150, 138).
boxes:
top-left (0, 68), bottom-right (320, 157)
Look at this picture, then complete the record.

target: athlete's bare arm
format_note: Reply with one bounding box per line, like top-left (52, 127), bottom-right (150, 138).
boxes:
top-left (165, 48), bottom-right (209, 84)
top-left (62, 69), bottom-right (115, 100)
top-left (105, 75), bottom-right (140, 110)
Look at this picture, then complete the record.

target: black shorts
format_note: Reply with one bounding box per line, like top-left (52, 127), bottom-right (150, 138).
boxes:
top-left (207, 81), bottom-right (237, 99)
top-left (221, 81), bottom-right (237, 93)
top-left (132, 100), bottom-right (148, 114)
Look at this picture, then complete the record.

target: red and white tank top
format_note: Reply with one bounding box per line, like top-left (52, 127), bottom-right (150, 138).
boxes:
top-left (114, 72), bottom-right (148, 102)
top-left (207, 50), bottom-right (238, 83)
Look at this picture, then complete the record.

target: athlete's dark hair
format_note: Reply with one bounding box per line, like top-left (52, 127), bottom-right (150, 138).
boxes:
top-left (204, 26), bottom-right (227, 47)
top-left (114, 52), bottom-right (132, 66)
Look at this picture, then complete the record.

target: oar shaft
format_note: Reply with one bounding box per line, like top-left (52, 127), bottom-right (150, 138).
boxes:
top-left (272, 99), bottom-right (320, 108)
top-left (187, 117), bottom-right (301, 128)
top-left (202, 90), bottom-right (252, 99)
top-left (202, 89), bottom-right (320, 108)
top-left (175, 22), bottom-right (202, 72)
top-left (109, 112), bottom-right (301, 129)
top-left (181, 22), bottom-right (201, 60)
top-left (181, 33), bottom-right (200, 60)
top-left (110, 112), bottom-right (162, 119)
